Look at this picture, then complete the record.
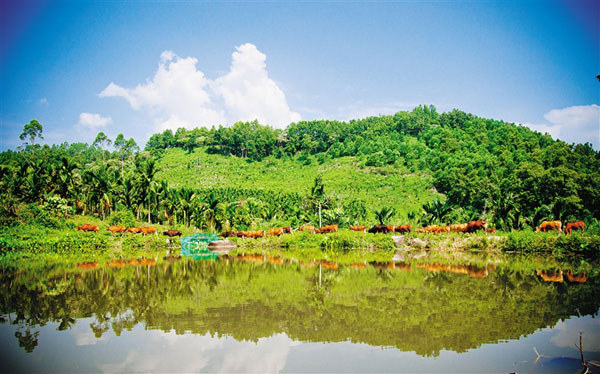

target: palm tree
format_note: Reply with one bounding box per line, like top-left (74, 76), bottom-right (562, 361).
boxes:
top-left (323, 207), bottom-right (349, 226)
top-left (199, 193), bottom-right (227, 232)
top-left (135, 158), bottom-right (157, 223)
top-left (119, 176), bottom-right (136, 214)
top-left (83, 167), bottom-right (111, 220)
top-left (374, 206), bottom-right (396, 225)
top-left (309, 175), bottom-right (327, 228)
top-left (52, 156), bottom-right (79, 203)
top-left (176, 188), bottom-right (195, 227)
top-left (524, 204), bottom-right (554, 230)
top-left (492, 192), bottom-right (519, 231)
top-left (262, 204), bottom-right (280, 223)
top-left (421, 200), bottom-right (451, 225)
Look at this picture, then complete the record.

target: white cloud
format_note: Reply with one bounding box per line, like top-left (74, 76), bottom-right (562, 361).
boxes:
top-left (94, 330), bottom-right (297, 373)
top-left (77, 112), bottom-right (112, 129)
top-left (219, 333), bottom-right (298, 373)
top-left (39, 98), bottom-right (48, 105)
top-left (522, 122), bottom-right (561, 139)
top-left (99, 43), bottom-right (300, 132)
top-left (523, 104), bottom-right (600, 149)
top-left (549, 316), bottom-right (600, 352)
top-left (213, 43), bottom-right (301, 128)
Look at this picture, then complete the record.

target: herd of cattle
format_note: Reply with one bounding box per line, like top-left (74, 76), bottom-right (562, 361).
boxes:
top-left (76, 224), bottom-right (182, 237)
top-left (75, 219), bottom-right (586, 239)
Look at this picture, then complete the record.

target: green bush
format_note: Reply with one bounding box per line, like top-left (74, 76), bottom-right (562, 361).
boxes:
top-left (108, 210), bottom-right (136, 227)
top-left (501, 231), bottom-right (599, 256)
top-left (42, 195), bottom-right (73, 217)
top-left (21, 204), bottom-right (65, 229)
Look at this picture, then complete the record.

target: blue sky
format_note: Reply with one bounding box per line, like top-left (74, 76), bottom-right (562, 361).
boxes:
top-left (1, 0), bottom-right (598, 150)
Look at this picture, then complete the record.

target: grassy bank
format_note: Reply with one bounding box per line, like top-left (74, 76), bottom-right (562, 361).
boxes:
top-left (228, 229), bottom-right (599, 254)
top-left (1, 213), bottom-right (598, 263)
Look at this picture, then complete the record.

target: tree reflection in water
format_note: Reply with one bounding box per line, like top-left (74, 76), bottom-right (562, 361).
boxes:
top-left (0, 254), bottom-right (598, 356)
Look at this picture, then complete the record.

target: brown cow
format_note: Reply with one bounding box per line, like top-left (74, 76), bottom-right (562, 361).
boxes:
top-left (370, 261), bottom-right (396, 270)
top-left (139, 258), bottom-right (156, 266)
top-left (267, 228), bottom-right (284, 237)
top-left (564, 270), bottom-right (587, 283)
top-left (240, 230), bottom-right (264, 239)
top-left (416, 225), bottom-right (440, 233)
top-left (163, 230), bottom-right (182, 237)
top-left (465, 220), bottom-right (487, 233)
top-left (350, 263), bottom-right (366, 269)
top-left (140, 227), bottom-right (156, 235)
top-left (386, 225), bottom-right (395, 233)
top-left (433, 225), bottom-right (450, 234)
top-left (236, 254), bottom-right (265, 263)
top-left (350, 225), bottom-right (366, 232)
top-left (298, 225), bottom-right (316, 233)
top-left (536, 269), bottom-right (563, 283)
top-left (368, 225), bottom-right (389, 234)
top-left (317, 260), bottom-right (338, 270)
top-left (76, 261), bottom-right (98, 270)
top-left (106, 226), bottom-right (127, 234)
top-left (267, 256), bottom-right (284, 265)
top-left (564, 221), bottom-right (585, 235)
top-left (220, 231), bottom-right (240, 238)
top-left (127, 227), bottom-right (142, 234)
top-left (449, 223), bottom-right (468, 233)
top-left (394, 262), bottom-right (412, 272)
top-left (417, 262), bottom-right (448, 272)
top-left (127, 258), bottom-right (142, 266)
top-left (466, 265), bottom-right (488, 279)
top-left (282, 227), bottom-right (293, 234)
top-left (105, 259), bottom-right (126, 268)
top-left (164, 255), bottom-right (182, 262)
top-left (319, 224), bottom-right (338, 234)
top-left (485, 227), bottom-right (496, 233)
top-left (395, 225), bottom-right (412, 233)
top-left (77, 224), bottom-right (99, 232)
top-left (536, 220), bottom-right (562, 233)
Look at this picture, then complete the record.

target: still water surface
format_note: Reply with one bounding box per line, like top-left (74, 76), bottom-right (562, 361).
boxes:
top-left (1, 251), bottom-right (598, 373)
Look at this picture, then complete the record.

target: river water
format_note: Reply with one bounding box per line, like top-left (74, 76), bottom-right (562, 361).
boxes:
top-left (1, 251), bottom-right (598, 373)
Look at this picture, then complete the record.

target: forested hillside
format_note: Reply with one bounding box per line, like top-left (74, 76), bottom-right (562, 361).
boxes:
top-left (2, 106), bottom-right (599, 232)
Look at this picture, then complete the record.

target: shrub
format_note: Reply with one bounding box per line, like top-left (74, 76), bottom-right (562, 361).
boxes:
top-left (108, 210), bottom-right (136, 227)
top-left (21, 204), bottom-right (65, 229)
top-left (42, 195), bottom-right (73, 217)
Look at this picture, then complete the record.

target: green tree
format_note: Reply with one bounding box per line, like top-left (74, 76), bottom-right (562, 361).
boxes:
top-left (19, 119), bottom-right (43, 146)
top-left (421, 200), bottom-right (452, 225)
top-left (93, 132), bottom-right (112, 163)
top-left (309, 175), bottom-right (327, 228)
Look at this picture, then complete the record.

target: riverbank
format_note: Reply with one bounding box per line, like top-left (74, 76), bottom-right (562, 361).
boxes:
top-left (1, 215), bottom-right (598, 263)
top-left (228, 229), bottom-right (599, 255)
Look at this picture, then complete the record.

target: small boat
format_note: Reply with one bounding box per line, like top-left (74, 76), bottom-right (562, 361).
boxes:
top-left (179, 233), bottom-right (222, 260)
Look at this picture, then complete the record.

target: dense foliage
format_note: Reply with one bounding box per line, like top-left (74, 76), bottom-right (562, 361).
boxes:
top-left (1, 106), bottom-right (599, 232)
top-left (145, 106), bottom-right (600, 228)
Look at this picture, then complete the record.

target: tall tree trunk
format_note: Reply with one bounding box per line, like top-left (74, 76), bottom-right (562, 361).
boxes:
top-left (318, 203), bottom-right (322, 229)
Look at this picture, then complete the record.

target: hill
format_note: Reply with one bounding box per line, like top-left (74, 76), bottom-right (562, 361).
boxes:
top-left (1, 105), bottom-right (599, 232)
top-left (155, 147), bottom-right (441, 223)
